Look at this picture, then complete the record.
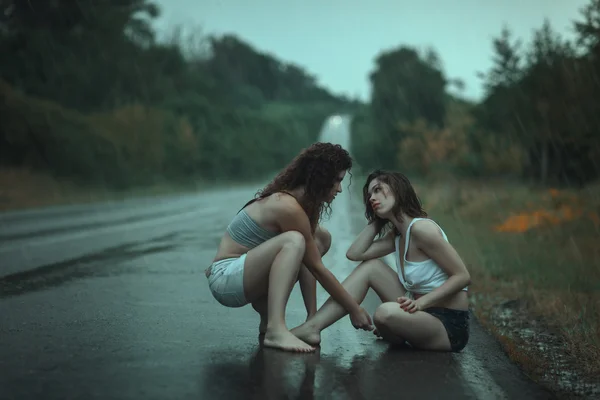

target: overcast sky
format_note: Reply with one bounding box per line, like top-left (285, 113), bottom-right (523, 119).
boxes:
top-left (152, 0), bottom-right (590, 102)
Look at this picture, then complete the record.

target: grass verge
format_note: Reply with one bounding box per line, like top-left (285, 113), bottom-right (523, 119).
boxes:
top-left (418, 178), bottom-right (600, 394)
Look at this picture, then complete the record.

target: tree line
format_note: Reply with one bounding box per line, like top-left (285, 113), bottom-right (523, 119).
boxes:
top-left (0, 0), bottom-right (360, 188)
top-left (352, 0), bottom-right (600, 187)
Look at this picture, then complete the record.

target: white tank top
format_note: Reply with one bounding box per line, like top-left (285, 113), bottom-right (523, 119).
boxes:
top-left (394, 218), bottom-right (469, 295)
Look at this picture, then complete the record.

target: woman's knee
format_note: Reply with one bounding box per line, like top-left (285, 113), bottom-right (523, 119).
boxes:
top-left (352, 258), bottom-right (383, 275)
top-left (357, 258), bottom-right (382, 269)
top-left (315, 226), bottom-right (332, 255)
top-left (373, 302), bottom-right (407, 328)
top-left (280, 230), bottom-right (306, 252)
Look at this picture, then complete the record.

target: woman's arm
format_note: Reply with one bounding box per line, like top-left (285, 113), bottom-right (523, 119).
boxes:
top-left (275, 198), bottom-right (368, 323)
top-left (299, 225), bottom-right (330, 318)
top-left (410, 221), bottom-right (471, 310)
top-left (346, 223), bottom-right (395, 261)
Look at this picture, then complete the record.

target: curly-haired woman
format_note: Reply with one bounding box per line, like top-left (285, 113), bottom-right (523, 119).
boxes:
top-left (205, 142), bottom-right (373, 353)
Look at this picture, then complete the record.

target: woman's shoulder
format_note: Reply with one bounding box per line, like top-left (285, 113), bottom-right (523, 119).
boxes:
top-left (259, 192), bottom-right (302, 214)
top-left (410, 218), bottom-right (447, 242)
top-left (411, 217), bottom-right (442, 227)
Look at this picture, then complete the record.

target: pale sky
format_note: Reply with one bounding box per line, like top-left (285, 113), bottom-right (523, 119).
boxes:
top-left (152, 0), bottom-right (589, 102)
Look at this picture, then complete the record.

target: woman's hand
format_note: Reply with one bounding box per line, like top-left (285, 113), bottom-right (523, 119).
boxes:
top-left (350, 307), bottom-right (374, 331)
top-left (397, 296), bottom-right (423, 313)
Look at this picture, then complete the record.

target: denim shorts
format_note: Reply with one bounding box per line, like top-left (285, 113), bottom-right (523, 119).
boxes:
top-left (206, 254), bottom-right (248, 308)
top-left (425, 307), bottom-right (470, 352)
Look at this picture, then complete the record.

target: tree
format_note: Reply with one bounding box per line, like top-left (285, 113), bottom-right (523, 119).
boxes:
top-left (574, 0), bottom-right (600, 57)
top-left (368, 46), bottom-right (447, 169)
top-left (476, 14), bottom-right (600, 186)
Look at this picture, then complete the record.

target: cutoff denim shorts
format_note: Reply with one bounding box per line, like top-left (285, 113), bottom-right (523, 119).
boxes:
top-left (206, 254), bottom-right (248, 308)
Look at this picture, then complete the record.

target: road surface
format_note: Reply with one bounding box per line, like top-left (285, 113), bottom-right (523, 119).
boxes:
top-left (0, 116), bottom-right (555, 399)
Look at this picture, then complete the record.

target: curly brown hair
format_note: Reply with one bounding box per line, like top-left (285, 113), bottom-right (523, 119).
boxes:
top-left (362, 169), bottom-right (427, 236)
top-left (253, 142), bottom-right (352, 232)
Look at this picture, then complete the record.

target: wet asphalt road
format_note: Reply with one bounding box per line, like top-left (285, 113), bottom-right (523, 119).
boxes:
top-left (0, 117), bottom-right (555, 399)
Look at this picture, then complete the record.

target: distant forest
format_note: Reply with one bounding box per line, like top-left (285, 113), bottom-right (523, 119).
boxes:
top-left (1, 0), bottom-right (599, 189)
top-left (0, 0), bottom-right (360, 188)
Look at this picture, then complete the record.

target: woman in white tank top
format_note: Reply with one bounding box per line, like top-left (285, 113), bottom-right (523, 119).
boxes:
top-left (291, 170), bottom-right (471, 352)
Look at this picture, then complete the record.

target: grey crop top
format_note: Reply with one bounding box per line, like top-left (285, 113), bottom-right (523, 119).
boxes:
top-left (226, 209), bottom-right (278, 248)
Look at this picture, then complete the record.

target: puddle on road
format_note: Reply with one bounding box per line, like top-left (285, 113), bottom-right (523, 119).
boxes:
top-left (485, 298), bottom-right (600, 399)
top-left (0, 232), bottom-right (190, 299)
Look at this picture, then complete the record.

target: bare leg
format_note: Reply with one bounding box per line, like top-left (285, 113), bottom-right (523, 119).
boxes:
top-left (254, 227), bottom-right (331, 336)
top-left (243, 231), bottom-right (315, 353)
top-left (291, 259), bottom-right (404, 345)
top-left (373, 303), bottom-right (452, 351)
top-left (252, 296), bottom-right (268, 335)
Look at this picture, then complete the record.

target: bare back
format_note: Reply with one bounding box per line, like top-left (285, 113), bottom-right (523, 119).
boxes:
top-left (212, 192), bottom-right (293, 263)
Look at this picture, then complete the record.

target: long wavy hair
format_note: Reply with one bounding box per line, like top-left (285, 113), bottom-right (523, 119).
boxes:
top-left (253, 142), bottom-right (352, 232)
top-left (362, 169), bottom-right (427, 236)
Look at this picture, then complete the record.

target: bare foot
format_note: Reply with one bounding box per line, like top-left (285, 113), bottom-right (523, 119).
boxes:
top-left (291, 323), bottom-right (321, 346)
top-left (263, 329), bottom-right (315, 353)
